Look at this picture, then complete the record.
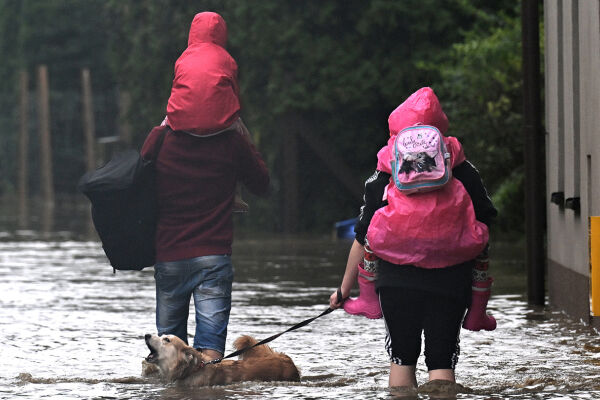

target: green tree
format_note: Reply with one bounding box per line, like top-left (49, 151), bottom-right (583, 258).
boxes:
top-left (0, 0), bottom-right (527, 234)
top-left (0, 0), bottom-right (24, 194)
top-left (97, 0), bottom-right (530, 233)
top-left (426, 3), bottom-right (524, 232)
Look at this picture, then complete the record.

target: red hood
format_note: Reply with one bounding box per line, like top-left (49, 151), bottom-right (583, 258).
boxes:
top-left (165, 12), bottom-right (240, 135)
top-left (188, 12), bottom-right (227, 47)
top-left (388, 87), bottom-right (449, 136)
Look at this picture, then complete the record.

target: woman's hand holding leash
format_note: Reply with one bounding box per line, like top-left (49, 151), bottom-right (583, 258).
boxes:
top-left (329, 239), bottom-right (365, 310)
top-left (329, 287), bottom-right (347, 309)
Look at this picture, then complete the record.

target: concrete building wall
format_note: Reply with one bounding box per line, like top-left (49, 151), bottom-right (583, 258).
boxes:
top-left (580, 2), bottom-right (600, 214)
top-left (545, 0), bottom-right (600, 324)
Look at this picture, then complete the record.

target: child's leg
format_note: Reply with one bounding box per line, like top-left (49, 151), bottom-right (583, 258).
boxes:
top-left (380, 287), bottom-right (424, 388)
top-left (422, 292), bottom-right (468, 382)
top-left (463, 245), bottom-right (496, 331)
top-left (390, 364), bottom-right (417, 387)
top-left (428, 369), bottom-right (455, 382)
top-left (236, 118), bottom-right (252, 139)
top-left (233, 184), bottom-right (249, 213)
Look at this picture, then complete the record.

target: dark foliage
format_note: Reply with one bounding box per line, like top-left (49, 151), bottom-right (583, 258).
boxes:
top-left (0, 0), bottom-right (530, 234)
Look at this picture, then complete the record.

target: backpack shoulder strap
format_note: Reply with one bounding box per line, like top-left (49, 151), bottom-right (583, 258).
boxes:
top-left (151, 127), bottom-right (169, 162)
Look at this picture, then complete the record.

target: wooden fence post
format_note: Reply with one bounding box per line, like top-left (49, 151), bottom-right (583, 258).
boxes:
top-left (81, 68), bottom-right (98, 237)
top-left (37, 65), bottom-right (55, 211)
top-left (118, 90), bottom-right (132, 146)
top-left (18, 70), bottom-right (29, 227)
top-left (81, 68), bottom-right (96, 171)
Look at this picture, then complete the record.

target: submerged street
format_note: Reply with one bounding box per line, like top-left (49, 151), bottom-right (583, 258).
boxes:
top-left (1, 235), bottom-right (600, 399)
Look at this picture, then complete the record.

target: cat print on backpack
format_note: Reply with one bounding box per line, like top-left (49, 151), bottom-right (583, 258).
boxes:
top-left (391, 124), bottom-right (451, 195)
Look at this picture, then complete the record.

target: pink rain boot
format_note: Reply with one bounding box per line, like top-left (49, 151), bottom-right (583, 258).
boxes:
top-left (463, 277), bottom-right (496, 331)
top-left (343, 263), bottom-right (383, 319)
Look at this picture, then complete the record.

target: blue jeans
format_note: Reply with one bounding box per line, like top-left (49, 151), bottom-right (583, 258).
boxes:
top-left (154, 255), bottom-right (233, 354)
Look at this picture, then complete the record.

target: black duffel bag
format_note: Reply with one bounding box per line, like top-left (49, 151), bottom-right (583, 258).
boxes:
top-left (78, 129), bottom-right (167, 271)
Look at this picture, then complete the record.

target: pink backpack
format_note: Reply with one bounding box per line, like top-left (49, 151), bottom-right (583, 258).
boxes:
top-left (391, 125), bottom-right (451, 194)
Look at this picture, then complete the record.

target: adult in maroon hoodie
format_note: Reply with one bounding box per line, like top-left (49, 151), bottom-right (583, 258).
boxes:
top-left (141, 12), bottom-right (270, 361)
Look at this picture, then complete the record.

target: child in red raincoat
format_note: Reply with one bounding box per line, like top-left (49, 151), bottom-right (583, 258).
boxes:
top-left (162, 11), bottom-right (250, 211)
top-left (330, 87), bottom-right (497, 388)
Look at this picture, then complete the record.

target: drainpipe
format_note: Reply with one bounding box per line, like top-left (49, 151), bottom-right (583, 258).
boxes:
top-left (522, 0), bottom-right (546, 306)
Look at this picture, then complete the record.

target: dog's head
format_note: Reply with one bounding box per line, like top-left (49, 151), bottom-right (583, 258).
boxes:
top-left (145, 334), bottom-right (201, 381)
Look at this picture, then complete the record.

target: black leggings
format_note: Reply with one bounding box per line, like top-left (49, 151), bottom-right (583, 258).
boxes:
top-left (379, 287), bottom-right (468, 371)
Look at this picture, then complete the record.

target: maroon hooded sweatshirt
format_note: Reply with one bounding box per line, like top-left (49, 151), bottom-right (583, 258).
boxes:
top-left (141, 125), bottom-right (269, 262)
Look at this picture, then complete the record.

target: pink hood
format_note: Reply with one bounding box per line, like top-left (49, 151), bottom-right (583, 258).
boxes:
top-left (377, 88), bottom-right (462, 173)
top-left (166, 12), bottom-right (240, 135)
top-left (388, 87), bottom-right (449, 136)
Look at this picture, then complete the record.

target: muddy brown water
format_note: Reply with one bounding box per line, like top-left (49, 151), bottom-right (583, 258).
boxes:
top-left (2, 232), bottom-right (600, 399)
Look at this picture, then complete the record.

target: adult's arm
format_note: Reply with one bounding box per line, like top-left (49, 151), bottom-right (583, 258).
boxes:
top-left (453, 160), bottom-right (498, 227)
top-left (329, 239), bottom-right (364, 308)
top-left (354, 170), bottom-right (391, 245)
top-left (235, 133), bottom-right (270, 196)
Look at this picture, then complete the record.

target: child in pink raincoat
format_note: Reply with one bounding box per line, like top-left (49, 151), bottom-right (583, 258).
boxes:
top-left (329, 87), bottom-right (497, 388)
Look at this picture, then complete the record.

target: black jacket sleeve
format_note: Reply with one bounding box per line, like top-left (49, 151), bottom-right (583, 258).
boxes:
top-left (452, 160), bottom-right (498, 227)
top-left (354, 170), bottom-right (391, 245)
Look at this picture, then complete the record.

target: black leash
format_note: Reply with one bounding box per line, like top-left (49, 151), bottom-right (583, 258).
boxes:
top-left (202, 290), bottom-right (343, 366)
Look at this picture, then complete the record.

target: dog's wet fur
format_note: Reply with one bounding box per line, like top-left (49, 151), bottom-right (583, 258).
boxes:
top-left (144, 333), bottom-right (300, 386)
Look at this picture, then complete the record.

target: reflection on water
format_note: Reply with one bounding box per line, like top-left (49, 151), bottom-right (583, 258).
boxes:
top-left (1, 232), bottom-right (600, 399)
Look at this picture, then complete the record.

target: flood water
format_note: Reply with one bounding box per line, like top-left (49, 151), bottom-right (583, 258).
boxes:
top-left (2, 227), bottom-right (600, 399)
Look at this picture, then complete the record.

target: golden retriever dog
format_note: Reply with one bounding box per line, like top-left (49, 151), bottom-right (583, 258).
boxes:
top-left (144, 333), bottom-right (300, 386)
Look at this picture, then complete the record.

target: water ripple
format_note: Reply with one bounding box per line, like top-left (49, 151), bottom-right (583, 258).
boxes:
top-left (1, 238), bottom-right (600, 399)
